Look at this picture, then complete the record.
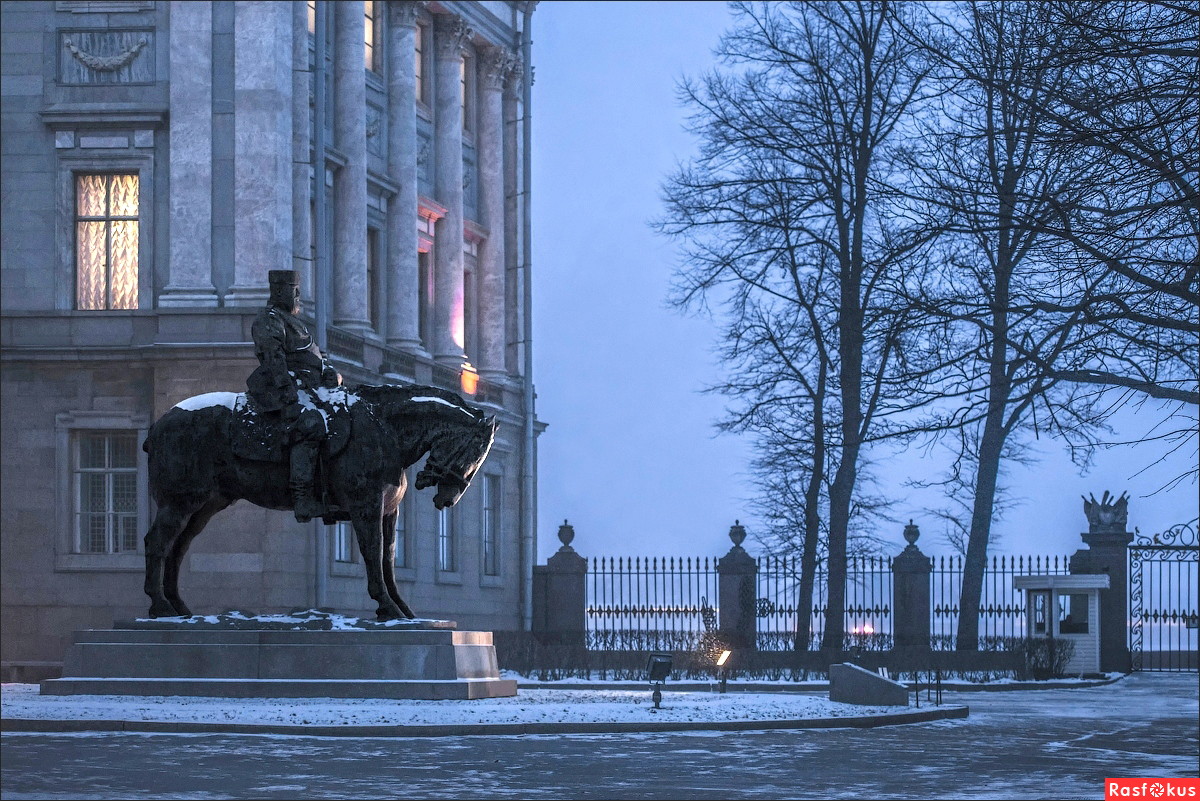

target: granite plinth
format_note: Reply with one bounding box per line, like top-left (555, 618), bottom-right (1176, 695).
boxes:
top-left (41, 615), bottom-right (516, 699)
top-left (829, 662), bottom-right (909, 706)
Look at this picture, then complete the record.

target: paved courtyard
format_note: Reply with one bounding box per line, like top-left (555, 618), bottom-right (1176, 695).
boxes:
top-left (2, 673), bottom-right (1196, 799)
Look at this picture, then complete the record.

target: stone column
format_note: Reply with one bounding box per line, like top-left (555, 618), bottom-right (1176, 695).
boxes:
top-left (291, 0), bottom-right (312, 307)
top-left (1070, 492), bottom-right (1134, 673)
top-left (891, 521), bottom-right (932, 652)
top-left (502, 55), bottom-right (522, 375)
top-left (717, 521), bottom-right (758, 650)
top-left (228, 1), bottom-right (292, 306)
top-left (432, 14), bottom-right (472, 364)
top-left (475, 45), bottom-right (514, 379)
top-left (332, 0), bottom-right (370, 333)
top-left (163, 0), bottom-right (217, 307)
top-left (386, 1), bottom-right (424, 350)
top-left (532, 521), bottom-right (588, 646)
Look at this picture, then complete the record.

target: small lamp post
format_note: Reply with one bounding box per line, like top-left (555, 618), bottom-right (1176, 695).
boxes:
top-left (716, 649), bottom-right (731, 693)
top-left (646, 651), bottom-right (673, 710)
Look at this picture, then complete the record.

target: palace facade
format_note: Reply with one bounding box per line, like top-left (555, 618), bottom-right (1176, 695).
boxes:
top-left (0, 0), bottom-right (542, 681)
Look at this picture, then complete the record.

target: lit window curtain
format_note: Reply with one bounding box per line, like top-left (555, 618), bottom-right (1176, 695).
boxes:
top-left (76, 173), bottom-right (138, 310)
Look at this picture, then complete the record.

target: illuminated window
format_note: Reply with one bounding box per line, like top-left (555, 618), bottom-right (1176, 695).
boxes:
top-left (364, 1), bottom-right (383, 73)
top-left (415, 22), bottom-right (427, 104)
top-left (307, 0), bottom-right (315, 34)
top-left (482, 475), bottom-right (500, 576)
top-left (73, 431), bottom-right (139, 554)
top-left (75, 173), bottom-right (138, 310)
top-left (366, 227), bottom-right (380, 331)
top-left (438, 507), bottom-right (455, 572)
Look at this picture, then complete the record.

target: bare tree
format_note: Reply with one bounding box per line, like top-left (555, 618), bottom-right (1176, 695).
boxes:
top-left (658, 1), bottom-right (933, 650)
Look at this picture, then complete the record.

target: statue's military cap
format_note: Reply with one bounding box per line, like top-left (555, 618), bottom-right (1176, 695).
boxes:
top-left (268, 270), bottom-right (298, 285)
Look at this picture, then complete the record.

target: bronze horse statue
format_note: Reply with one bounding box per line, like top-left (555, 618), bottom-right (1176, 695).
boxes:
top-left (141, 383), bottom-right (496, 620)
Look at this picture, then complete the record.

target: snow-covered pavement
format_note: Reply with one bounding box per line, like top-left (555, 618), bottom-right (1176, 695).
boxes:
top-left (1, 683), bottom-right (909, 728)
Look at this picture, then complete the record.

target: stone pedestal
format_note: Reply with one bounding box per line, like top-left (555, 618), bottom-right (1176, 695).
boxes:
top-left (532, 520), bottom-right (587, 645)
top-left (41, 615), bottom-right (516, 700)
top-left (718, 521), bottom-right (758, 650)
top-left (892, 521), bottom-right (932, 652)
top-left (1070, 491), bottom-right (1134, 673)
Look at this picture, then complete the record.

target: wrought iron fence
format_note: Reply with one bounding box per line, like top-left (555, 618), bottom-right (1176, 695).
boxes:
top-left (586, 556), bottom-right (719, 635)
top-left (930, 554), bottom-right (1071, 648)
top-left (585, 550), bottom-right (1072, 650)
top-left (1130, 520), bottom-right (1199, 672)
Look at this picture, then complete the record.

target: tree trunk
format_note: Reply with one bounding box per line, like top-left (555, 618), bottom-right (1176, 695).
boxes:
top-left (795, 377), bottom-right (825, 651)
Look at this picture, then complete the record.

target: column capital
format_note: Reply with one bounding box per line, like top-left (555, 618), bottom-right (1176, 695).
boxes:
top-left (479, 45), bottom-right (517, 91)
top-left (433, 14), bottom-right (473, 60)
top-left (388, 0), bottom-right (427, 29)
top-left (503, 53), bottom-right (524, 96)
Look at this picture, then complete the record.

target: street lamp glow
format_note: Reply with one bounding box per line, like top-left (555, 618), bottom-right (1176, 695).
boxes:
top-left (716, 650), bottom-right (731, 666)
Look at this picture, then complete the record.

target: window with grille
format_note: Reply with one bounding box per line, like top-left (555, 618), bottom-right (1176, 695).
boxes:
top-left (75, 173), bottom-right (138, 310)
top-left (332, 521), bottom-right (358, 563)
top-left (438, 507), bottom-right (455, 572)
top-left (74, 431), bottom-right (139, 554)
top-left (482, 474), bottom-right (500, 576)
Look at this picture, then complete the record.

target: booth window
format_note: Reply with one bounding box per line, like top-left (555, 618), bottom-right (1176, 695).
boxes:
top-left (1059, 593), bottom-right (1090, 634)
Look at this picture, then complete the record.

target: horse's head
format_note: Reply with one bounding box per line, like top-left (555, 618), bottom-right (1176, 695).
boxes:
top-left (414, 414), bottom-right (498, 509)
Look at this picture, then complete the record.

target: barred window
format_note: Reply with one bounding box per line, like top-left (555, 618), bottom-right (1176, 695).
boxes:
top-left (74, 431), bottom-right (139, 554)
top-left (482, 474), bottom-right (500, 576)
top-left (438, 507), bottom-right (455, 572)
top-left (332, 521), bottom-right (358, 563)
top-left (75, 172), bottom-right (138, 310)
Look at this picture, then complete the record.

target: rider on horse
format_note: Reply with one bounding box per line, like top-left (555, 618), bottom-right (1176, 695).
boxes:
top-left (247, 269), bottom-right (342, 523)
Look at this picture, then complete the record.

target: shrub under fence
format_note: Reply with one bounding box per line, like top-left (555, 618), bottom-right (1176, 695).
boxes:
top-left (493, 631), bottom-right (1073, 682)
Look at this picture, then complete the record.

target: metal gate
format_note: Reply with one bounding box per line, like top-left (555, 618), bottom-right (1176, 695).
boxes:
top-left (1129, 520), bottom-right (1199, 671)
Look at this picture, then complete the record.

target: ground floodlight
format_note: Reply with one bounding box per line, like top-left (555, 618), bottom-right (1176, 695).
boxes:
top-left (647, 652), bottom-right (673, 684)
top-left (646, 651), bottom-right (673, 710)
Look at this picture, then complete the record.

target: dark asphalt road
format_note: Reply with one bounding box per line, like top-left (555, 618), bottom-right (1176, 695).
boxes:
top-left (2, 673), bottom-right (1196, 799)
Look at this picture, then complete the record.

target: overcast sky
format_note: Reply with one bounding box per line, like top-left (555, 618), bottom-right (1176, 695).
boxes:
top-left (528, 1), bottom-right (1199, 563)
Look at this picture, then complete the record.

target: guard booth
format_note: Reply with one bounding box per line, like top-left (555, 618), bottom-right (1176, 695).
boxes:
top-left (1014, 574), bottom-right (1110, 674)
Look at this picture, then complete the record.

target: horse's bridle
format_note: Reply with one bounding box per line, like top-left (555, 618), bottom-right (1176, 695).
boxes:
top-left (415, 459), bottom-right (468, 492)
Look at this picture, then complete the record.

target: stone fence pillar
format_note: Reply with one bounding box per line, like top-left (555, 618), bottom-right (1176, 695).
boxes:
top-left (532, 520), bottom-right (587, 646)
top-left (891, 521), bottom-right (931, 652)
top-left (718, 521), bottom-right (758, 650)
top-left (1070, 491), bottom-right (1133, 672)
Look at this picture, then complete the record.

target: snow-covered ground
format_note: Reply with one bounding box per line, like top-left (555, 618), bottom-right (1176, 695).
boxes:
top-left (1, 684), bottom-right (906, 727)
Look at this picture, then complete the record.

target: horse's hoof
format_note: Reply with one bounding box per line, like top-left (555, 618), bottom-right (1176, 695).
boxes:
top-left (169, 600), bottom-right (193, 616)
top-left (376, 604), bottom-right (404, 621)
top-left (148, 600), bottom-right (179, 618)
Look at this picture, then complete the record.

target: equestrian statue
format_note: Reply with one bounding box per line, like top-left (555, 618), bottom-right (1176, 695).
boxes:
top-left (141, 270), bottom-right (496, 620)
